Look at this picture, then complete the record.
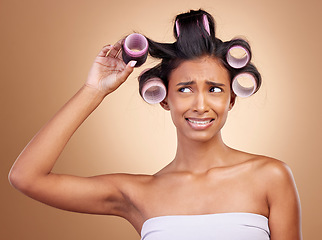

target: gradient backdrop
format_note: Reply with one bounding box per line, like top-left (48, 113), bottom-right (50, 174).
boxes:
top-left (1, 0), bottom-right (321, 239)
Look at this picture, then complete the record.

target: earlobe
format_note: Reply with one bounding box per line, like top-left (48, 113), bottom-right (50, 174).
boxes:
top-left (229, 92), bottom-right (236, 111)
top-left (160, 98), bottom-right (170, 111)
top-left (228, 103), bottom-right (234, 111)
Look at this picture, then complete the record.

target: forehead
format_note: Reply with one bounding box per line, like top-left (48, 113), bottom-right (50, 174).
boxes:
top-left (168, 56), bottom-right (230, 85)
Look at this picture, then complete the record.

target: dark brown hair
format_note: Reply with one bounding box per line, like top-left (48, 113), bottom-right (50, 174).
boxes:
top-left (139, 9), bottom-right (261, 99)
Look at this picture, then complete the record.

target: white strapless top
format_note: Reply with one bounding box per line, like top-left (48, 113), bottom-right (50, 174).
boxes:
top-left (141, 212), bottom-right (270, 240)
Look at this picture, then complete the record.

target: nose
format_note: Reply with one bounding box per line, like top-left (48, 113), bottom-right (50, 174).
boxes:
top-left (193, 92), bottom-right (210, 114)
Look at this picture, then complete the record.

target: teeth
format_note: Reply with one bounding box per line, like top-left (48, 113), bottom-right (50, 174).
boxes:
top-left (187, 119), bottom-right (212, 125)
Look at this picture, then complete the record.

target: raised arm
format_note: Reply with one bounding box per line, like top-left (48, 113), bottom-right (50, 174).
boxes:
top-left (8, 41), bottom-right (137, 216)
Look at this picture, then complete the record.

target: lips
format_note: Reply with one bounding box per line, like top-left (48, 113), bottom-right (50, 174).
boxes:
top-left (186, 118), bottom-right (213, 125)
top-left (185, 118), bottom-right (214, 129)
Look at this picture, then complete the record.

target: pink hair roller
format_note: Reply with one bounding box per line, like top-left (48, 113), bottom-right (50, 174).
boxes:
top-left (141, 77), bottom-right (167, 104)
top-left (226, 45), bottom-right (250, 69)
top-left (175, 20), bottom-right (180, 37)
top-left (232, 73), bottom-right (257, 98)
top-left (176, 14), bottom-right (210, 37)
top-left (202, 14), bottom-right (210, 35)
top-left (122, 33), bottom-right (149, 67)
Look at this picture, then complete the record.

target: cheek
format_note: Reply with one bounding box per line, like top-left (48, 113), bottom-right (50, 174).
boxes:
top-left (168, 102), bottom-right (188, 121)
top-left (167, 90), bottom-right (189, 111)
top-left (209, 95), bottom-right (232, 112)
top-left (167, 98), bottom-right (189, 127)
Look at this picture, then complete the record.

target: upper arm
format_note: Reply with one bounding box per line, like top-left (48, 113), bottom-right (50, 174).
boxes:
top-left (15, 173), bottom-right (134, 217)
top-left (265, 160), bottom-right (302, 240)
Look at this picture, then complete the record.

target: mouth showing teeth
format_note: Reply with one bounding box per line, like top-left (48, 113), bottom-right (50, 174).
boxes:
top-left (186, 118), bottom-right (214, 125)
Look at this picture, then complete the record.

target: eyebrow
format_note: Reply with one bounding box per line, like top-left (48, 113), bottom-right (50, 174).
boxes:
top-left (176, 80), bottom-right (226, 87)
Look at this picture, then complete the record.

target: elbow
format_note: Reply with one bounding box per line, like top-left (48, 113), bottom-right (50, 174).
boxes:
top-left (8, 166), bottom-right (31, 193)
top-left (8, 167), bottom-right (22, 190)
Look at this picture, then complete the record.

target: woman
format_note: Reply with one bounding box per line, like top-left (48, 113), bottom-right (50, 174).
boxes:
top-left (9, 9), bottom-right (301, 240)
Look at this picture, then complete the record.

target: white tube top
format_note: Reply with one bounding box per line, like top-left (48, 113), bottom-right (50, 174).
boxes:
top-left (141, 212), bottom-right (270, 240)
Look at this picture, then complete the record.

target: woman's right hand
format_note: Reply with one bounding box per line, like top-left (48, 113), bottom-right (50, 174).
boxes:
top-left (85, 39), bottom-right (137, 96)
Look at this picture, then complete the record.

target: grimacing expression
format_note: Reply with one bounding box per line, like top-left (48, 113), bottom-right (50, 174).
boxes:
top-left (161, 56), bottom-right (234, 142)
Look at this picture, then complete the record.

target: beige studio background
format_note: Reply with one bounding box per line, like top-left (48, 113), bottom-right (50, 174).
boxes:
top-left (1, 0), bottom-right (321, 239)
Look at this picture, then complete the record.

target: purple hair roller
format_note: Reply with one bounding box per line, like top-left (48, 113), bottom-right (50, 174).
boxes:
top-left (226, 45), bottom-right (250, 69)
top-left (176, 14), bottom-right (210, 37)
top-left (232, 73), bottom-right (257, 98)
top-left (202, 14), bottom-right (210, 35)
top-left (175, 20), bottom-right (180, 37)
top-left (122, 33), bottom-right (148, 67)
top-left (141, 77), bottom-right (167, 104)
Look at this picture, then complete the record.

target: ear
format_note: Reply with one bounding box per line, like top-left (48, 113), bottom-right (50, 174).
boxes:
top-left (160, 97), bottom-right (170, 111)
top-left (229, 91), bottom-right (236, 111)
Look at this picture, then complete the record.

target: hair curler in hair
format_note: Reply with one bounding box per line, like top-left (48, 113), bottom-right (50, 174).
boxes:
top-left (122, 33), bottom-right (148, 67)
top-left (226, 45), bottom-right (250, 69)
top-left (175, 20), bottom-right (181, 37)
top-left (202, 14), bottom-right (210, 35)
top-left (232, 72), bottom-right (258, 97)
top-left (141, 77), bottom-right (167, 104)
top-left (176, 14), bottom-right (210, 37)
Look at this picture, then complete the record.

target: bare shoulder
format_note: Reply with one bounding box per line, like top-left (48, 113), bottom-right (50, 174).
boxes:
top-left (231, 150), bottom-right (294, 180)
top-left (248, 156), bottom-right (300, 209)
top-left (248, 155), bottom-right (295, 185)
top-left (245, 156), bottom-right (302, 239)
top-left (234, 151), bottom-right (298, 197)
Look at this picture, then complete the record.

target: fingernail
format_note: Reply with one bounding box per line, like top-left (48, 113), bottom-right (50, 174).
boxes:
top-left (129, 60), bottom-right (137, 67)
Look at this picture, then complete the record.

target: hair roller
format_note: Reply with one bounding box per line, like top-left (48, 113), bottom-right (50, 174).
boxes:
top-left (232, 72), bottom-right (259, 98)
top-left (141, 77), bottom-right (167, 104)
top-left (202, 14), bottom-right (210, 35)
top-left (139, 68), bottom-right (167, 104)
top-left (122, 33), bottom-right (148, 67)
top-left (226, 39), bottom-right (251, 69)
top-left (175, 20), bottom-right (180, 37)
top-left (175, 13), bottom-right (211, 37)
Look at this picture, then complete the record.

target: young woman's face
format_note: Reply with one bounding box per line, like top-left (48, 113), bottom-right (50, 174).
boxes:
top-left (162, 56), bottom-right (234, 142)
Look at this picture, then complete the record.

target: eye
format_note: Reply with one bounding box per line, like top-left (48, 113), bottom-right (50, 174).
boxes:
top-left (178, 87), bottom-right (192, 93)
top-left (210, 87), bottom-right (223, 93)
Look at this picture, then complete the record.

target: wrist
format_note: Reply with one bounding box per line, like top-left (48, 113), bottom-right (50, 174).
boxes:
top-left (83, 83), bottom-right (108, 101)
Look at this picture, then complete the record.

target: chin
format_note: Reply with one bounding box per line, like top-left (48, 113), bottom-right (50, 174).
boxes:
top-left (182, 131), bottom-right (221, 143)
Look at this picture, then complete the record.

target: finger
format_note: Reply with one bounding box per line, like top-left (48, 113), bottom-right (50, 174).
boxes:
top-left (106, 39), bottom-right (123, 58)
top-left (97, 45), bottom-right (112, 57)
top-left (117, 61), bottom-right (137, 83)
top-left (113, 38), bottom-right (128, 61)
top-left (107, 46), bottom-right (121, 58)
top-left (116, 49), bottom-right (124, 61)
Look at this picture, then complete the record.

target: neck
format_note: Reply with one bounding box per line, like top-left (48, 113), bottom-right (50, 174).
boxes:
top-left (172, 131), bottom-right (233, 173)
